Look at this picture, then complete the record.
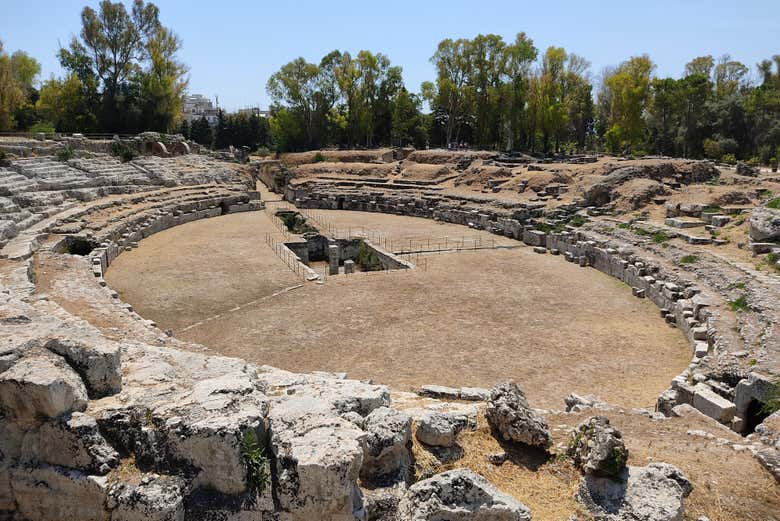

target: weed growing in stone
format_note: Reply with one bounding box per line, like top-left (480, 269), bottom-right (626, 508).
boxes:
top-left (729, 295), bottom-right (749, 312)
top-left (241, 430), bottom-right (269, 492)
top-left (57, 145), bottom-right (74, 161)
top-left (680, 254), bottom-right (699, 264)
top-left (652, 231), bottom-right (670, 244)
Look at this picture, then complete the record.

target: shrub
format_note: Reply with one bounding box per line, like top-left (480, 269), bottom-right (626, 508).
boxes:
top-left (701, 205), bottom-right (721, 214)
top-left (728, 295), bottom-right (749, 312)
top-left (111, 141), bottom-right (136, 163)
top-left (313, 152), bottom-right (326, 162)
top-left (767, 197), bottom-right (780, 210)
top-left (356, 242), bottom-right (383, 271)
top-left (241, 431), bottom-right (268, 492)
top-left (57, 145), bottom-right (74, 161)
top-left (652, 231), bottom-right (670, 243)
top-left (721, 153), bottom-right (736, 165)
top-left (703, 138), bottom-right (721, 160)
top-left (761, 381), bottom-right (780, 415)
top-left (569, 215), bottom-right (587, 227)
top-left (29, 121), bottom-right (55, 134)
top-left (679, 254), bottom-right (699, 264)
top-left (746, 156), bottom-right (760, 167)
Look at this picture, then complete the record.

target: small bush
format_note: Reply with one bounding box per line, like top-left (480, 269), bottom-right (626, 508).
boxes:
top-left (729, 295), bottom-right (749, 312)
top-left (761, 381), bottom-right (780, 415)
top-left (29, 121), bottom-right (55, 134)
top-left (57, 145), bottom-right (74, 161)
top-left (721, 153), bottom-right (736, 165)
top-left (111, 141), bottom-right (136, 163)
top-left (766, 198), bottom-right (780, 210)
top-left (701, 205), bottom-right (721, 214)
top-left (313, 152), bottom-right (326, 162)
top-left (679, 254), bottom-right (699, 264)
top-left (356, 242), bottom-right (383, 271)
top-left (617, 222), bottom-right (631, 230)
top-left (569, 215), bottom-right (587, 227)
top-left (241, 431), bottom-right (268, 492)
top-left (652, 231), bottom-right (670, 243)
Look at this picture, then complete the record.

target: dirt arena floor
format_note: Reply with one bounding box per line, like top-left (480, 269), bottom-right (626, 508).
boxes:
top-left (105, 210), bottom-right (691, 409)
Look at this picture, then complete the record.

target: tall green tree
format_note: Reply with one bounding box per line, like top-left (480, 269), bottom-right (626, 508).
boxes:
top-left (599, 55), bottom-right (655, 153)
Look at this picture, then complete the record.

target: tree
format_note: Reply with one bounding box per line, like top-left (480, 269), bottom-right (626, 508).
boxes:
top-left (58, 0), bottom-right (186, 132)
top-left (139, 26), bottom-right (188, 132)
top-left (190, 116), bottom-right (213, 146)
top-left (36, 73), bottom-right (97, 132)
top-left (426, 38), bottom-right (473, 145)
top-left (266, 57), bottom-right (321, 149)
top-left (684, 55), bottom-right (714, 78)
top-left (391, 88), bottom-right (427, 148)
top-left (500, 33), bottom-right (537, 151)
top-left (599, 55), bottom-right (655, 153)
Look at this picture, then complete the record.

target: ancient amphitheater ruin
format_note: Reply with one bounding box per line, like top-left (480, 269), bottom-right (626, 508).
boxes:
top-left (0, 134), bottom-right (779, 520)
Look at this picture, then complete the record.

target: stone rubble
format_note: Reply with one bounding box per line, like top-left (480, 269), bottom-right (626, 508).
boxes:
top-left (486, 381), bottom-right (553, 449)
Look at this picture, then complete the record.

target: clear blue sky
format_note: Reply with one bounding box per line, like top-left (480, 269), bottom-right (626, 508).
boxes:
top-left (2, 0), bottom-right (778, 111)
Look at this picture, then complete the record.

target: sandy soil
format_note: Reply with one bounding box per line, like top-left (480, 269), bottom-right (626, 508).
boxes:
top-left (106, 210), bottom-right (691, 409)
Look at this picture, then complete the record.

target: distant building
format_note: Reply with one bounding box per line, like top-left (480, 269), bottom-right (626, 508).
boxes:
top-left (182, 94), bottom-right (220, 125)
top-left (237, 107), bottom-right (271, 118)
top-left (182, 95), bottom-right (271, 126)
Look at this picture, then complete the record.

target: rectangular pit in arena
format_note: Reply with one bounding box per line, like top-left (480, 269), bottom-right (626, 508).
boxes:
top-left (285, 235), bottom-right (413, 275)
top-left (276, 209), bottom-right (413, 275)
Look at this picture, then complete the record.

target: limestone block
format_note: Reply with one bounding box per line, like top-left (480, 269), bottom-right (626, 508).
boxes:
top-left (567, 416), bottom-right (628, 478)
top-left (486, 381), bottom-right (552, 449)
top-left (401, 469), bottom-right (532, 521)
top-left (360, 407), bottom-right (412, 482)
top-left (577, 463), bottom-right (691, 521)
top-left (693, 384), bottom-right (736, 423)
top-left (44, 336), bottom-right (122, 397)
top-left (10, 465), bottom-right (110, 521)
top-left (0, 350), bottom-right (88, 422)
top-left (415, 411), bottom-right (466, 448)
top-left (30, 412), bottom-right (119, 474)
top-left (109, 476), bottom-right (186, 521)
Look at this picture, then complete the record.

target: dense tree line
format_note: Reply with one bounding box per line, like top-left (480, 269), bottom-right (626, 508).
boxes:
top-left (180, 111), bottom-right (271, 151)
top-left (267, 35), bottom-right (780, 164)
top-left (0, 0), bottom-right (188, 135)
top-left (3, 8), bottom-right (779, 163)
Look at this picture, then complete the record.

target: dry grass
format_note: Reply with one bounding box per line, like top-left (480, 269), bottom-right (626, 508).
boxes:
top-left (410, 412), bottom-right (583, 521)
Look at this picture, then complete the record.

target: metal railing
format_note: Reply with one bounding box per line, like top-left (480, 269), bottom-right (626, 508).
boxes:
top-left (264, 232), bottom-right (308, 280)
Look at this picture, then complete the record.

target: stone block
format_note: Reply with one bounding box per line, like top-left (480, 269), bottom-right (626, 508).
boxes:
top-left (693, 384), bottom-right (736, 424)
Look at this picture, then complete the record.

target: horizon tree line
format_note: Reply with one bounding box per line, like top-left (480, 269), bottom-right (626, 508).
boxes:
top-left (0, 2), bottom-right (778, 165)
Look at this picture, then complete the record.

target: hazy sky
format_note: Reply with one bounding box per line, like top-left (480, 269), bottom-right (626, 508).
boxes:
top-left (2, 0), bottom-right (778, 111)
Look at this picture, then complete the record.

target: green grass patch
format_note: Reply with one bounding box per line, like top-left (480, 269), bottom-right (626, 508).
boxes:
top-left (679, 254), bottom-right (699, 264)
top-left (728, 295), bottom-right (749, 312)
top-left (701, 205), bottom-right (721, 214)
top-left (569, 215), bottom-right (587, 227)
top-left (766, 197), bottom-right (780, 210)
top-left (617, 222), bottom-right (631, 229)
top-left (313, 152), bottom-right (326, 162)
